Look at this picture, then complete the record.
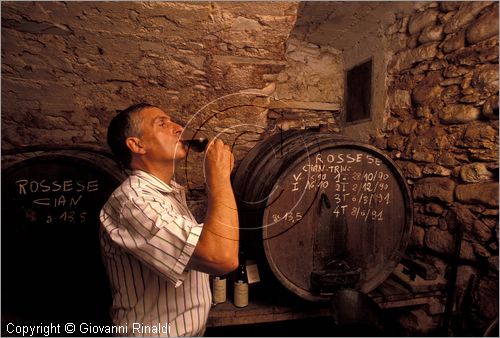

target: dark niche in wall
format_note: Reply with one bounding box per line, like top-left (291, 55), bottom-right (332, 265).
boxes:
top-left (345, 58), bottom-right (373, 123)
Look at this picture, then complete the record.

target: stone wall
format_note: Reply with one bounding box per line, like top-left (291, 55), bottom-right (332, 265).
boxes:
top-left (1, 1), bottom-right (347, 218)
top-left (266, 37), bottom-right (343, 135)
top-left (1, 1), bottom-right (298, 151)
top-left (380, 1), bottom-right (498, 335)
top-left (290, 1), bottom-right (418, 141)
top-left (1, 1), bottom-right (300, 217)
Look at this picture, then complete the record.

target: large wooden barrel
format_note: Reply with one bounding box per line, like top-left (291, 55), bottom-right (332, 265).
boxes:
top-left (1, 149), bottom-right (125, 325)
top-left (232, 130), bottom-right (412, 302)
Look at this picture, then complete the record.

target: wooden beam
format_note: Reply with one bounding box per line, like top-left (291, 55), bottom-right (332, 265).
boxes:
top-left (269, 99), bottom-right (341, 111)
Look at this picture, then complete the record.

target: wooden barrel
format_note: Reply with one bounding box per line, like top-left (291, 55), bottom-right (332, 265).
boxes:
top-left (232, 130), bottom-right (412, 302)
top-left (1, 149), bottom-right (125, 324)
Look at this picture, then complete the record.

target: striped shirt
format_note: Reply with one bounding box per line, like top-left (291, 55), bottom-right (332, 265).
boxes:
top-left (99, 170), bottom-right (211, 337)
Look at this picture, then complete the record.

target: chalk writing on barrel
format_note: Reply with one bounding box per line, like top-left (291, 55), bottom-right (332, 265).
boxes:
top-left (15, 179), bottom-right (99, 194)
top-left (14, 178), bottom-right (100, 224)
top-left (278, 152), bottom-right (393, 223)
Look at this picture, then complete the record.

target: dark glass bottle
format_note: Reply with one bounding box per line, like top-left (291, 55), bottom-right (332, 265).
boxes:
top-left (233, 250), bottom-right (248, 307)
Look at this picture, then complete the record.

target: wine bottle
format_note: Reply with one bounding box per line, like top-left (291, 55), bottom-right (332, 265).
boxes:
top-left (233, 250), bottom-right (248, 308)
top-left (212, 275), bottom-right (227, 304)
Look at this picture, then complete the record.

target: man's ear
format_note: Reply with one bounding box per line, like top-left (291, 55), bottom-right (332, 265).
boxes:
top-left (126, 137), bottom-right (146, 154)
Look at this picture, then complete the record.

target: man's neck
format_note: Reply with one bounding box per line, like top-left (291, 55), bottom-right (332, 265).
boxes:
top-left (131, 160), bottom-right (175, 185)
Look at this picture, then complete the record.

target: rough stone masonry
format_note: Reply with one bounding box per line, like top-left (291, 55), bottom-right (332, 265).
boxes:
top-left (380, 1), bottom-right (498, 335)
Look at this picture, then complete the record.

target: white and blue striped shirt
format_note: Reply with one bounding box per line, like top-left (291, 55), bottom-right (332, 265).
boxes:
top-left (100, 170), bottom-right (211, 336)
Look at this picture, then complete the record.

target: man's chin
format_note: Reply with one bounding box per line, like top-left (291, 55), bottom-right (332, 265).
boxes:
top-left (172, 153), bottom-right (187, 161)
top-left (173, 144), bottom-right (188, 158)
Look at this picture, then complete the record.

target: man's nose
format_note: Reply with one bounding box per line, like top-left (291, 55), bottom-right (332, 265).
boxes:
top-left (174, 123), bottom-right (184, 133)
top-left (173, 122), bottom-right (184, 131)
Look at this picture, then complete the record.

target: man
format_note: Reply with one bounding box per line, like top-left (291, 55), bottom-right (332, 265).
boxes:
top-left (100, 103), bottom-right (239, 336)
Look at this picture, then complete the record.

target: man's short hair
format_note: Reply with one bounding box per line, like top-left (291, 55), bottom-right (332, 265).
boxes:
top-left (107, 102), bottom-right (156, 169)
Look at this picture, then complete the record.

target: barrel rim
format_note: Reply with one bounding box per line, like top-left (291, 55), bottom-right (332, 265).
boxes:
top-left (2, 152), bottom-right (125, 186)
top-left (232, 130), bottom-right (307, 206)
top-left (262, 135), bottom-right (413, 301)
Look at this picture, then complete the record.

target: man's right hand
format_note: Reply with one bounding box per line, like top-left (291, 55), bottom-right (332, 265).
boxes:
top-left (188, 138), bottom-right (239, 275)
top-left (205, 139), bottom-right (235, 189)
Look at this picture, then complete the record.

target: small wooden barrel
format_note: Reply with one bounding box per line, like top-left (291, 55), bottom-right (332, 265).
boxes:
top-left (232, 130), bottom-right (412, 302)
top-left (1, 149), bottom-right (125, 323)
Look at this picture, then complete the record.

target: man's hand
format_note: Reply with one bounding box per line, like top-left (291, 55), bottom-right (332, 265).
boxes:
top-left (187, 138), bottom-right (239, 275)
top-left (205, 139), bottom-right (235, 188)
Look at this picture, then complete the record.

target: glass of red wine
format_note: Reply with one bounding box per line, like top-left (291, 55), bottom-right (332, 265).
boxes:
top-left (181, 138), bottom-right (209, 152)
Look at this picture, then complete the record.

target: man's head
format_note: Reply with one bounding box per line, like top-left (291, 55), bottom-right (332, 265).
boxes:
top-left (107, 103), bottom-right (186, 170)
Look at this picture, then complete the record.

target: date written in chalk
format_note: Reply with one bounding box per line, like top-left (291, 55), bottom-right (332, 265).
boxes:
top-left (45, 211), bottom-right (88, 224)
